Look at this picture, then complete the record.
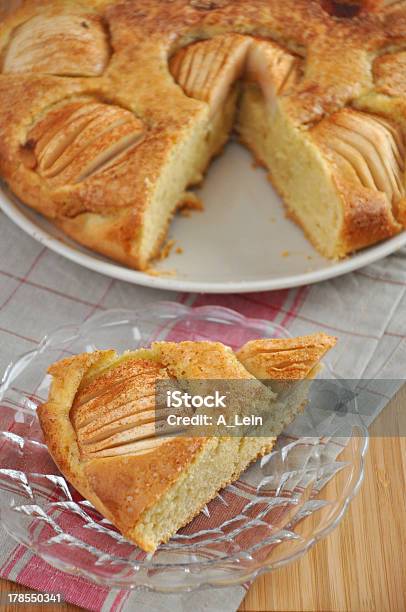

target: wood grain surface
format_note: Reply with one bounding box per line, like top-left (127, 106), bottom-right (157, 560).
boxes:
top-left (1, 388), bottom-right (405, 612)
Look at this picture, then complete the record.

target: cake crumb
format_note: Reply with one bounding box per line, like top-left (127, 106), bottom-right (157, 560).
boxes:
top-left (175, 247), bottom-right (184, 255)
top-left (307, 255), bottom-right (313, 261)
top-left (281, 250), bottom-right (290, 257)
top-left (179, 208), bottom-right (192, 218)
top-left (179, 192), bottom-right (204, 216)
top-left (145, 267), bottom-right (177, 278)
top-left (158, 239), bottom-right (175, 261)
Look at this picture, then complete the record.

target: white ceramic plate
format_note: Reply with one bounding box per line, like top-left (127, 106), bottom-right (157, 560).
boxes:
top-left (2, 141), bottom-right (406, 294)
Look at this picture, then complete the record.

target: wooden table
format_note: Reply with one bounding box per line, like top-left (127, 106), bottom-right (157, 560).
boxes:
top-left (1, 389), bottom-right (405, 612)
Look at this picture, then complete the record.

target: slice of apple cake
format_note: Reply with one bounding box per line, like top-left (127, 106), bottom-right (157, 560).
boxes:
top-left (38, 334), bottom-right (336, 552)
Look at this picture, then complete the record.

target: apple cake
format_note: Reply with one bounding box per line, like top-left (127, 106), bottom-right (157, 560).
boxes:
top-left (38, 333), bottom-right (336, 552)
top-left (0, 1), bottom-right (405, 269)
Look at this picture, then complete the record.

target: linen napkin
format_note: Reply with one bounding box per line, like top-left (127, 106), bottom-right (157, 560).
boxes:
top-left (0, 212), bottom-right (405, 611)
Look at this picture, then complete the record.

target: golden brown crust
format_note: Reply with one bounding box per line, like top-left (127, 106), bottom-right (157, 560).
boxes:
top-left (152, 340), bottom-right (256, 379)
top-left (374, 51), bottom-right (406, 98)
top-left (37, 350), bottom-right (120, 526)
top-left (335, 178), bottom-right (402, 253)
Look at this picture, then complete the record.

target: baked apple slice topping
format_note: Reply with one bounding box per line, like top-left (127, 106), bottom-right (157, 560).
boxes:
top-left (237, 334), bottom-right (337, 381)
top-left (171, 35), bottom-right (301, 114)
top-left (170, 34), bottom-right (252, 115)
top-left (71, 358), bottom-right (181, 459)
top-left (3, 13), bottom-right (110, 76)
top-left (22, 102), bottom-right (145, 185)
top-left (245, 39), bottom-right (301, 102)
top-left (313, 109), bottom-right (405, 203)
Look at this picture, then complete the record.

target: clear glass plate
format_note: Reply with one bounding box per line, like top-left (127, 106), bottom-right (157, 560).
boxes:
top-left (0, 302), bottom-right (368, 592)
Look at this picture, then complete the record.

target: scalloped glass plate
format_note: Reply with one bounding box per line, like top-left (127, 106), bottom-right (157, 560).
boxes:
top-left (0, 302), bottom-right (368, 592)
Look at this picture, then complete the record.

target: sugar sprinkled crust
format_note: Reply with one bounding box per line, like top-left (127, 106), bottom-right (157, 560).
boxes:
top-left (38, 334), bottom-right (336, 551)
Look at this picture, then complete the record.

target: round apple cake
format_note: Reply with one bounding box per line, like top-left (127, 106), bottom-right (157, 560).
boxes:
top-left (0, 0), bottom-right (405, 268)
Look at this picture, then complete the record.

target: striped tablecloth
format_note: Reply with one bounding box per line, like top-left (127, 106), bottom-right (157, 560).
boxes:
top-left (0, 211), bottom-right (405, 611)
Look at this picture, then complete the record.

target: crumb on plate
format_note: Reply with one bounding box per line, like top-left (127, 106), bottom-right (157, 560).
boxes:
top-left (158, 239), bottom-right (175, 261)
top-left (178, 192), bottom-right (204, 216)
top-left (145, 267), bottom-right (177, 278)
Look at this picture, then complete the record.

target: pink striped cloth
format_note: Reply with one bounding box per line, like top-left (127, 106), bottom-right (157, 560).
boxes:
top-left (1, 212), bottom-right (405, 611)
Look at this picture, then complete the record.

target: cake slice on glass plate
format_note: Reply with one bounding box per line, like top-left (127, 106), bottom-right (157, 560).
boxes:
top-left (38, 334), bottom-right (336, 552)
